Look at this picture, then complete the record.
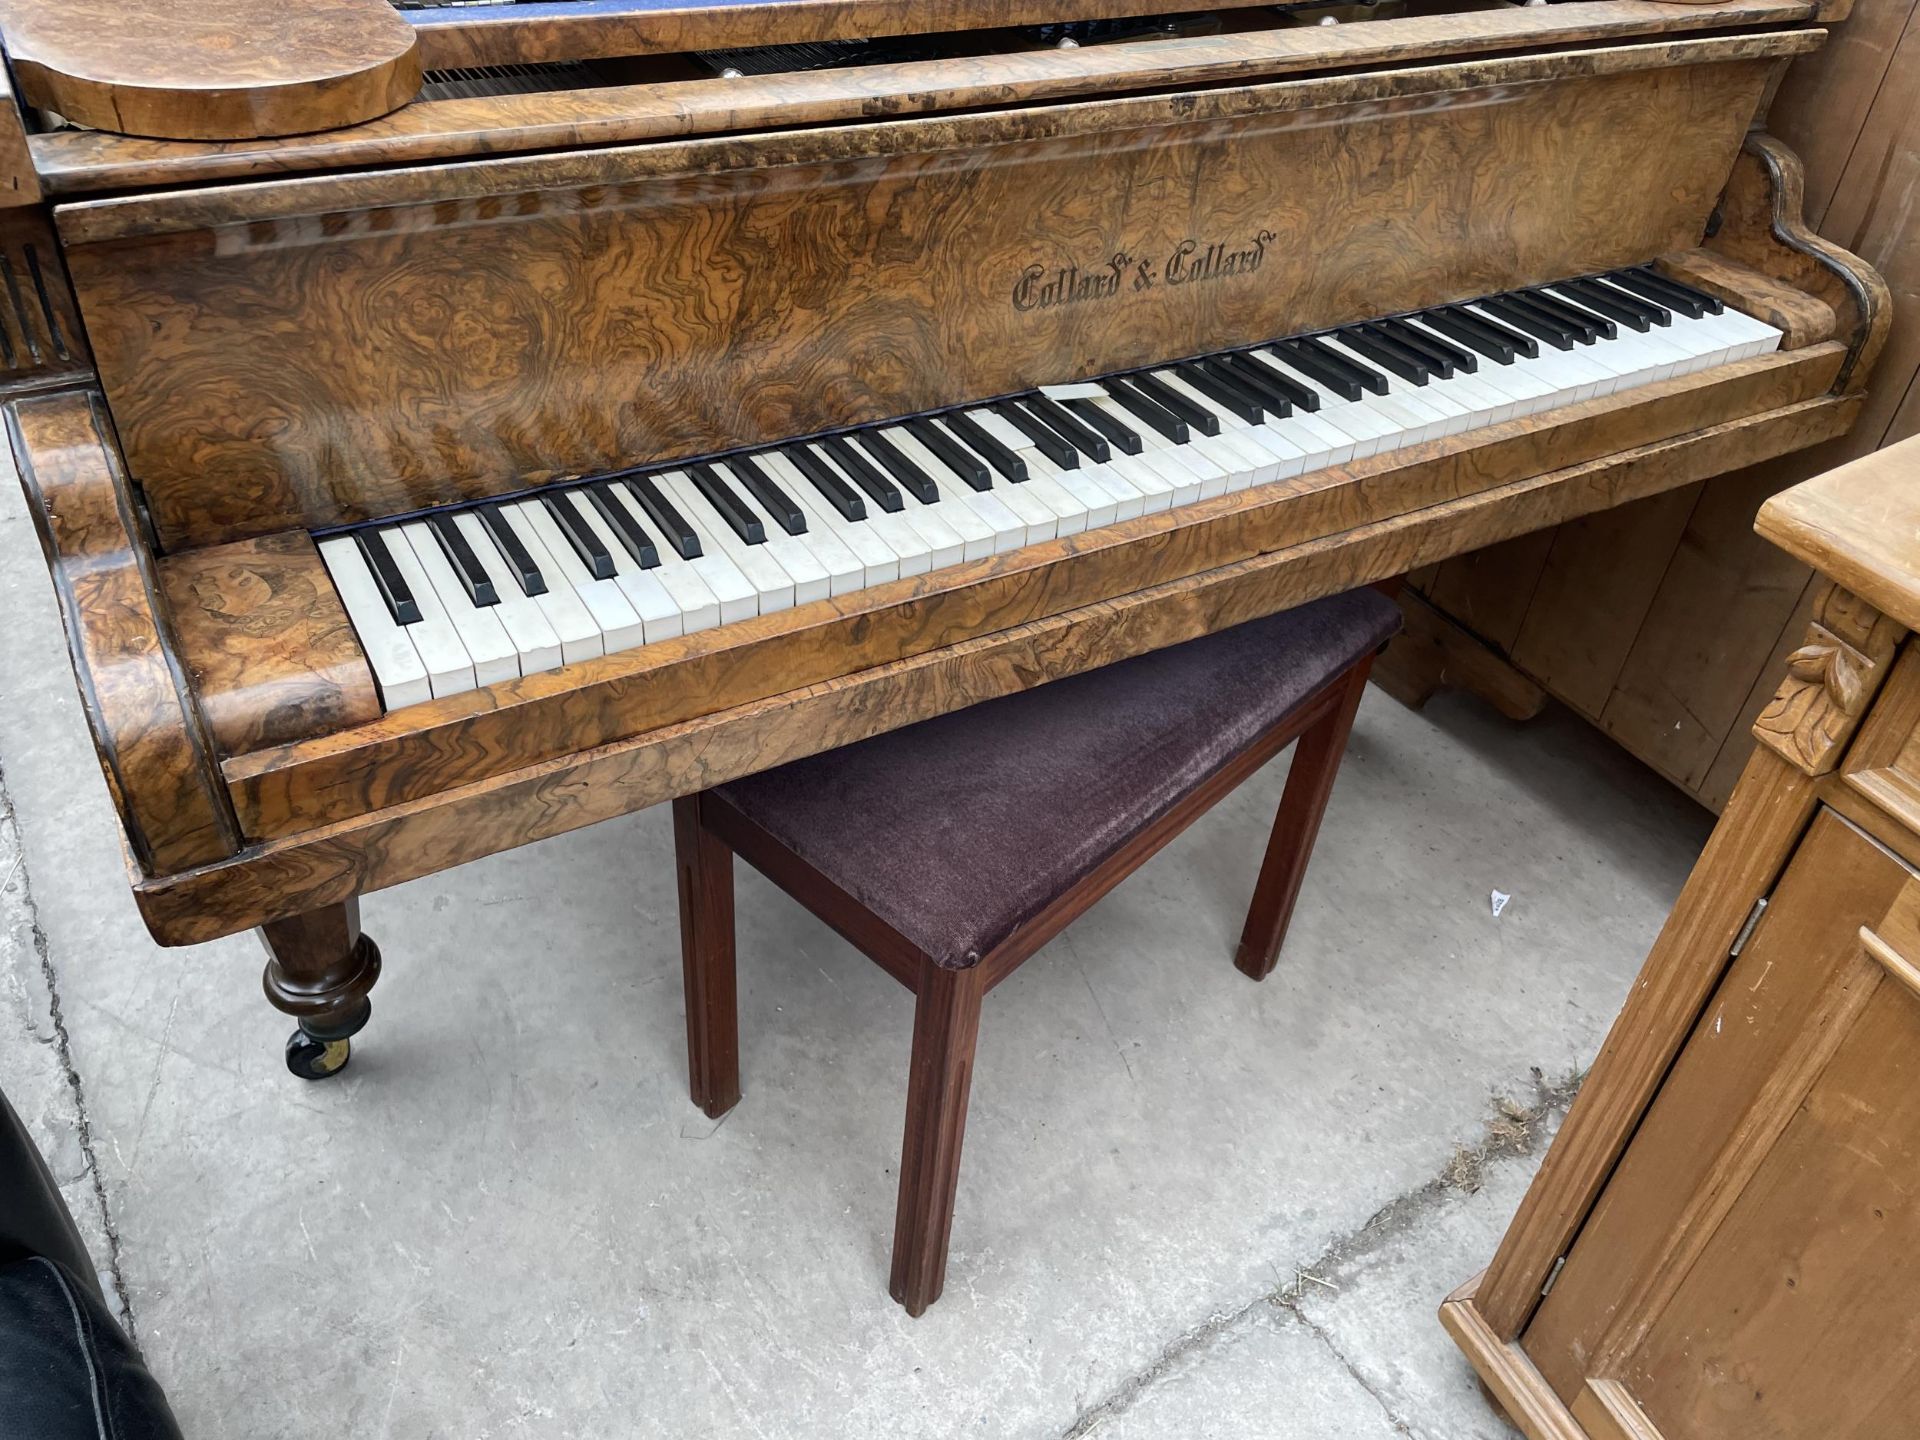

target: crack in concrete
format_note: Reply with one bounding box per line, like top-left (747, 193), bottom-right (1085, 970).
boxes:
top-left (1059, 1068), bottom-right (1582, 1438)
top-left (0, 761), bottom-right (135, 1336)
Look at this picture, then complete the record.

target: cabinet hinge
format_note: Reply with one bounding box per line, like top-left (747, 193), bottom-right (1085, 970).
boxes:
top-left (1541, 1255), bottom-right (1566, 1298)
top-left (1730, 896), bottom-right (1769, 959)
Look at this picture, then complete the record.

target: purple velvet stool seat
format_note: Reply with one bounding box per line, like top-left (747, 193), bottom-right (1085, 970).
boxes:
top-left (673, 587), bottom-right (1402, 1314)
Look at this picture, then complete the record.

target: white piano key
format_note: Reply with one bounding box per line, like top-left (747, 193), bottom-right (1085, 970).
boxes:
top-left (398, 522), bottom-right (522, 687)
top-left (1104, 452), bottom-right (1178, 512)
top-left (964, 407), bottom-right (1036, 453)
top-left (891, 497), bottom-right (968, 571)
top-left (568, 495), bottom-right (686, 642)
top-left (1071, 455), bottom-right (1147, 521)
top-left (791, 444), bottom-right (929, 583)
top-left (599, 486), bottom-right (723, 634)
top-left (1026, 450), bottom-right (1117, 529)
top-left (1149, 370), bottom-right (1298, 484)
top-left (449, 513), bottom-right (567, 675)
top-left (762, 450), bottom-right (900, 587)
top-left (491, 506), bottom-right (606, 663)
top-left (901, 466), bottom-right (996, 561)
top-left (655, 471), bottom-right (796, 613)
top-left (374, 525), bottom-right (477, 699)
top-left (727, 457), bottom-right (864, 597)
top-left (513, 500), bottom-right (649, 653)
top-left (883, 427), bottom-right (1033, 552)
top-left (317, 535), bottom-right (432, 710)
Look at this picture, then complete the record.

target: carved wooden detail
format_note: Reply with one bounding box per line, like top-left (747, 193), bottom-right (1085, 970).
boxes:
top-left (1753, 581), bottom-right (1903, 775)
top-left (55, 40), bottom-right (1796, 550)
top-left (1706, 131), bottom-right (1892, 391)
top-left (9, 389), bottom-right (238, 874)
top-left (0, 0), bottom-right (421, 141)
top-left (159, 532), bottom-right (381, 757)
top-left (0, 210), bottom-right (89, 390)
top-left (27, 1), bottom-right (1823, 198)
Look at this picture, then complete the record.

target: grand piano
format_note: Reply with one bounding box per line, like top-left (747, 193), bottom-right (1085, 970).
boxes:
top-left (0, 0), bottom-right (1887, 1076)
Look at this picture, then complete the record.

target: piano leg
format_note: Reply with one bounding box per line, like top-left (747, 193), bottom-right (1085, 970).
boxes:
top-left (258, 899), bottom-right (383, 1080)
top-left (673, 795), bottom-right (742, 1120)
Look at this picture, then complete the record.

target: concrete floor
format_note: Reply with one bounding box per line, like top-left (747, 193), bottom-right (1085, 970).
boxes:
top-left (0, 459), bottom-right (1713, 1439)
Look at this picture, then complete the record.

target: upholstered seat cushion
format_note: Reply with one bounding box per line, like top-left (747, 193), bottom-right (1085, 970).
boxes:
top-left (715, 589), bottom-right (1401, 968)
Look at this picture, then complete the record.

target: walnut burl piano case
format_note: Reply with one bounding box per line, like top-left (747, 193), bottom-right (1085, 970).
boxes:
top-left (0, 0), bottom-right (1890, 1072)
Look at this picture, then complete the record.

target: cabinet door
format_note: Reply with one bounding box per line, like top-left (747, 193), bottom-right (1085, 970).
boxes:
top-left (1522, 807), bottom-right (1920, 1438)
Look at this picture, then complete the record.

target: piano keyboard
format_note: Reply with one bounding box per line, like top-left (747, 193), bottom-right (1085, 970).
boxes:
top-left (319, 268), bottom-right (1782, 710)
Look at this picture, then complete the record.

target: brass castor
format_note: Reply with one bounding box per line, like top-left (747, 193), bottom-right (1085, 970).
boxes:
top-left (283, 997), bottom-right (371, 1081)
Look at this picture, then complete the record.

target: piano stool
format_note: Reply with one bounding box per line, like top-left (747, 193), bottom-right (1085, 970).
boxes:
top-left (671, 586), bottom-right (1402, 1314)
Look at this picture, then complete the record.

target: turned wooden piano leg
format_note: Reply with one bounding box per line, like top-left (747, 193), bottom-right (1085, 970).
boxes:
top-left (259, 899), bottom-right (382, 1081)
top-left (890, 958), bottom-right (985, 1317)
top-left (674, 795), bottom-right (741, 1120)
top-left (1234, 662), bottom-right (1373, 982)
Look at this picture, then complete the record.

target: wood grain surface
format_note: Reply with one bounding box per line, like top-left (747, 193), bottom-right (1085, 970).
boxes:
top-left (126, 388), bottom-right (1856, 944)
top-left (0, 209), bottom-right (90, 391)
top-left (9, 391), bottom-right (238, 875)
top-left (56, 40), bottom-right (1795, 551)
top-left (1708, 131), bottom-right (1892, 389)
top-left (159, 532), bottom-right (380, 757)
top-left (221, 344), bottom-right (1844, 842)
top-left (401, 0), bottom-right (1805, 68)
top-left (26, 2), bottom-right (1821, 197)
top-left (0, 0), bottom-right (420, 141)
top-left (1757, 432), bottom-right (1920, 635)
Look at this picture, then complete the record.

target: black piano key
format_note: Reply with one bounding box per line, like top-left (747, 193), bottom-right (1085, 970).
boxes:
top-left (855, 430), bottom-right (940, 505)
top-left (1558, 279), bottom-right (1652, 332)
top-left (1624, 265), bottom-right (1722, 315)
top-left (1215, 355), bottom-right (1296, 416)
top-left (1506, 289), bottom-right (1599, 343)
top-left (1420, 307), bottom-right (1519, 363)
top-left (426, 513), bottom-right (499, 607)
top-left (1130, 372), bottom-right (1219, 435)
top-left (1066, 396), bottom-right (1143, 454)
top-left (587, 483), bottom-right (660, 568)
top-left (905, 417), bottom-right (991, 491)
top-left (1440, 303), bottom-right (1536, 359)
top-left (478, 506), bottom-right (547, 597)
top-left (622, 473), bottom-right (704, 557)
top-left (785, 445), bottom-right (868, 520)
top-left (1176, 361), bottom-right (1263, 423)
top-left (1022, 395), bottom-right (1109, 462)
top-left (1227, 352), bottom-right (1317, 411)
top-left (1290, 336), bottom-right (1388, 395)
top-left (721, 455), bottom-right (806, 537)
top-left (687, 462), bottom-right (768, 543)
top-left (820, 435), bottom-right (902, 513)
top-left (1333, 328), bottom-right (1428, 384)
top-left (991, 400), bottom-right (1079, 468)
top-left (1582, 275), bottom-right (1671, 326)
top-left (542, 491), bottom-right (618, 579)
top-left (354, 528), bottom-right (421, 625)
top-left (1381, 317), bottom-right (1475, 373)
top-left (1102, 378), bottom-right (1189, 444)
top-left (1523, 287), bottom-right (1612, 341)
top-left (1267, 342), bottom-right (1365, 402)
top-left (1606, 267), bottom-right (1709, 319)
top-left (1477, 295), bottom-right (1575, 351)
top-left (1362, 321), bottom-right (1452, 377)
top-left (943, 412), bottom-right (1028, 483)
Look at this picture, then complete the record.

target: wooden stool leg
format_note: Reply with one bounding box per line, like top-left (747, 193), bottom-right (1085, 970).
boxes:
top-left (674, 795), bottom-right (741, 1119)
top-left (260, 898), bottom-right (381, 1080)
top-left (1234, 663), bottom-right (1373, 981)
top-left (890, 958), bottom-right (986, 1317)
